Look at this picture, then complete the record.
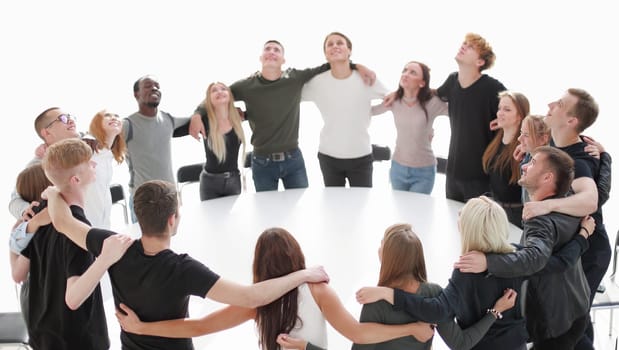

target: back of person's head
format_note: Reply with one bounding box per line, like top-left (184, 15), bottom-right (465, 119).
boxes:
top-left (16, 164), bottom-right (52, 203)
top-left (203, 82), bottom-right (245, 163)
top-left (133, 180), bottom-right (178, 236)
top-left (465, 32), bottom-right (496, 71)
top-left (523, 114), bottom-right (551, 149)
top-left (322, 31), bottom-right (353, 52)
top-left (459, 196), bottom-right (514, 255)
top-left (89, 109), bottom-right (127, 163)
top-left (567, 88), bottom-right (598, 132)
top-left (34, 107), bottom-right (61, 140)
top-left (42, 138), bottom-right (93, 191)
top-left (253, 227), bottom-right (305, 350)
top-left (264, 40), bottom-right (285, 54)
top-left (532, 146), bottom-right (575, 196)
top-left (378, 223), bottom-right (427, 288)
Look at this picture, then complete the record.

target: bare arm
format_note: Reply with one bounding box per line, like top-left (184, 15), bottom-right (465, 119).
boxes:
top-left (43, 186), bottom-right (90, 250)
top-left (9, 251), bottom-right (30, 283)
top-left (116, 303), bottom-right (254, 337)
top-left (314, 283), bottom-right (433, 344)
top-left (65, 234), bottom-right (133, 310)
top-left (206, 266), bottom-right (329, 308)
top-left (523, 177), bottom-right (597, 220)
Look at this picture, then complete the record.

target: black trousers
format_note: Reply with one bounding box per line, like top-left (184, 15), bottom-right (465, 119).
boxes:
top-left (445, 176), bottom-right (490, 203)
top-left (533, 314), bottom-right (587, 350)
top-left (199, 170), bottom-right (241, 201)
top-left (317, 152), bottom-right (373, 187)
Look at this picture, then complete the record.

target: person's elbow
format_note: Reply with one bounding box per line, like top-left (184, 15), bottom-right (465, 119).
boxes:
top-left (65, 293), bottom-right (82, 311)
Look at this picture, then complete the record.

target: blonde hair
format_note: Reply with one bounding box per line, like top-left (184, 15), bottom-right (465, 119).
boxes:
top-left (459, 196), bottom-right (514, 255)
top-left (42, 138), bottom-right (93, 190)
top-left (464, 33), bottom-right (496, 71)
top-left (378, 223), bottom-right (427, 288)
top-left (522, 115), bottom-right (550, 151)
top-left (89, 109), bottom-right (126, 163)
top-left (204, 82), bottom-right (245, 163)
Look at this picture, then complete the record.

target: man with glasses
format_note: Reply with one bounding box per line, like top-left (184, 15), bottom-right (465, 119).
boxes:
top-left (9, 107), bottom-right (81, 220)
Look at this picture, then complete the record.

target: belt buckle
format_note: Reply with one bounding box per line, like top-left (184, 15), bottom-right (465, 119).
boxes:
top-left (271, 152), bottom-right (285, 161)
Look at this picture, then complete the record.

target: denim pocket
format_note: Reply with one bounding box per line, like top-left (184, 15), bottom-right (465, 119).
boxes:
top-left (252, 155), bottom-right (270, 167)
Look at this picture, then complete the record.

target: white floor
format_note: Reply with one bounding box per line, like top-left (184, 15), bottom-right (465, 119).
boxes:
top-left (2, 163), bottom-right (618, 350)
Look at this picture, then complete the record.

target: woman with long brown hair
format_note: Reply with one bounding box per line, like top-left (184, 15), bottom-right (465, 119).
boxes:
top-left (481, 91), bottom-right (529, 228)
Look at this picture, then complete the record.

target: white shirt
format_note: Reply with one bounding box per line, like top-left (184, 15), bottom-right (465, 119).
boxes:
top-left (303, 70), bottom-right (388, 158)
top-left (84, 148), bottom-right (114, 229)
top-left (289, 283), bottom-right (328, 349)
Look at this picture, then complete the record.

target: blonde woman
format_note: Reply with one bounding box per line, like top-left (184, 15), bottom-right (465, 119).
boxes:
top-left (357, 197), bottom-right (528, 350)
top-left (86, 110), bottom-right (126, 228)
top-left (196, 82), bottom-right (245, 200)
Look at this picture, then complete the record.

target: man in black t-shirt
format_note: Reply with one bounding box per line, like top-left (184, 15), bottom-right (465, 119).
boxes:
top-left (522, 88), bottom-right (610, 350)
top-left (9, 138), bottom-right (111, 350)
top-left (436, 33), bottom-right (506, 202)
top-left (45, 179), bottom-right (329, 350)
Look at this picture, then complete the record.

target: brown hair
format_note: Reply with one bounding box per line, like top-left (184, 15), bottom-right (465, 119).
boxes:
top-left (567, 88), bottom-right (598, 132)
top-left (89, 110), bottom-right (127, 163)
top-left (531, 146), bottom-right (575, 197)
top-left (133, 180), bottom-right (178, 235)
top-left (42, 138), bottom-right (93, 189)
top-left (522, 115), bottom-right (550, 150)
top-left (323, 31), bottom-right (352, 52)
top-left (465, 33), bottom-right (496, 71)
top-left (253, 228), bottom-right (305, 350)
top-left (395, 61), bottom-right (433, 122)
top-left (482, 91), bottom-right (529, 184)
top-left (378, 223), bottom-right (427, 289)
top-left (16, 164), bottom-right (52, 203)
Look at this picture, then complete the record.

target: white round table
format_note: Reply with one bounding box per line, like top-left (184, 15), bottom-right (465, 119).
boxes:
top-left (117, 188), bottom-right (522, 350)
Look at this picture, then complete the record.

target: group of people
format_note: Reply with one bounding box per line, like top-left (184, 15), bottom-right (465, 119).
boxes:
top-left (6, 30), bottom-right (613, 350)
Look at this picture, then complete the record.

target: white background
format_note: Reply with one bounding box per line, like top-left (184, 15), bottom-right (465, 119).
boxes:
top-left (1, 0), bottom-right (617, 347)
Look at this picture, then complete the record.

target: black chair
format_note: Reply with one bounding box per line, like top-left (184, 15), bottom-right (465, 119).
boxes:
top-left (371, 144), bottom-right (391, 162)
top-left (591, 229), bottom-right (619, 336)
top-left (176, 163), bottom-right (204, 203)
top-left (437, 156), bottom-right (447, 174)
top-left (110, 183), bottom-right (128, 225)
top-left (0, 284), bottom-right (30, 349)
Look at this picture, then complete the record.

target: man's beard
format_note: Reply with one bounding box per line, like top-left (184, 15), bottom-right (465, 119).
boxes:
top-left (147, 101), bottom-right (160, 108)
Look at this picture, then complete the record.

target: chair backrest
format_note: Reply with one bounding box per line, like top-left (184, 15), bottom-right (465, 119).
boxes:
top-left (110, 183), bottom-right (125, 203)
top-left (437, 156), bottom-right (447, 174)
top-left (0, 312), bottom-right (29, 347)
top-left (371, 144), bottom-right (391, 162)
top-left (177, 163), bottom-right (204, 184)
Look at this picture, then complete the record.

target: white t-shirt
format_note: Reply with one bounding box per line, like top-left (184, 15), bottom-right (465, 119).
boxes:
top-left (289, 283), bottom-right (328, 349)
top-left (303, 70), bottom-right (388, 158)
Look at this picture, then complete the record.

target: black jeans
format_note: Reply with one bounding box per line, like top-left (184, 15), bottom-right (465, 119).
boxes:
top-left (445, 176), bottom-right (490, 203)
top-left (199, 170), bottom-right (241, 201)
top-left (317, 152), bottom-right (373, 187)
top-left (533, 314), bottom-right (587, 350)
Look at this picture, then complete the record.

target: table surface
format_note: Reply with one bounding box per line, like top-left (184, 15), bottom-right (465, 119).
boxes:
top-left (108, 187), bottom-right (522, 350)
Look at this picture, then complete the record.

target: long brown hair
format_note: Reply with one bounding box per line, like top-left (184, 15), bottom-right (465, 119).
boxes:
top-left (395, 61), bottom-right (433, 122)
top-left (89, 109), bottom-right (126, 163)
top-left (482, 91), bottom-right (529, 184)
top-left (16, 164), bottom-right (52, 203)
top-left (204, 82), bottom-right (245, 163)
top-left (253, 228), bottom-right (305, 350)
top-left (378, 223), bottom-right (427, 289)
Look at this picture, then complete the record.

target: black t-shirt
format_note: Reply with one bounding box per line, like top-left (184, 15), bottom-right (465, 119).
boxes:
top-left (437, 72), bottom-right (505, 180)
top-left (20, 205), bottom-right (109, 350)
top-left (86, 228), bottom-right (221, 350)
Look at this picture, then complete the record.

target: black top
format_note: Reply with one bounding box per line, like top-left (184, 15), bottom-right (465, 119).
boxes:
top-left (21, 205), bottom-right (109, 350)
top-left (87, 229), bottom-right (221, 350)
top-left (196, 113), bottom-right (242, 173)
top-left (488, 142), bottom-right (522, 203)
top-left (393, 270), bottom-right (527, 350)
top-left (437, 72), bottom-right (505, 181)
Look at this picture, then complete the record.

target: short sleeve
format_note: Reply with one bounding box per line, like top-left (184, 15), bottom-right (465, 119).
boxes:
top-left (179, 255), bottom-right (221, 297)
top-left (86, 228), bottom-right (116, 256)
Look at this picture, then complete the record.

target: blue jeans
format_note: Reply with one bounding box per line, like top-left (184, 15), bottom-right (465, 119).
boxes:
top-left (251, 148), bottom-right (308, 192)
top-left (389, 160), bottom-right (435, 194)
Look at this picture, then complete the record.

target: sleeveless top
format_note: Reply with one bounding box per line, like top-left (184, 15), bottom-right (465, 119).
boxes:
top-left (289, 283), bottom-right (328, 348)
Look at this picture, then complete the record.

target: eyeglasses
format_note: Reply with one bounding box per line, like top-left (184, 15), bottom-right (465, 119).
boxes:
top-left (45, 114), bottom-right (75, 129)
